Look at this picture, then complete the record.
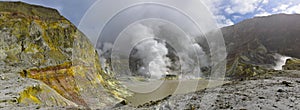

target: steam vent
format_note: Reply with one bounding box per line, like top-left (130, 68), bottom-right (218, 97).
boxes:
top-left (0, 2), bottom-right (130, 109)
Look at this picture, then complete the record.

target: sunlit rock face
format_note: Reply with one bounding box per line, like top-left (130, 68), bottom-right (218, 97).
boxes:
top-left (0, 2), bottom-right (130, 109)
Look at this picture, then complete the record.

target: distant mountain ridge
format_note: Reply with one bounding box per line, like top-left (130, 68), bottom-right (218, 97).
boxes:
top-left (222, 14), bottom-right (300, 64)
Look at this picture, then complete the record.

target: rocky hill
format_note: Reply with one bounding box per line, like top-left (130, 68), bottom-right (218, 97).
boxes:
top-left (223, 14), bottom-right (300, 60)
top-left (0, 2), bottom-right (130, 109)
top-left (223, 14), bottom-right (300, 78)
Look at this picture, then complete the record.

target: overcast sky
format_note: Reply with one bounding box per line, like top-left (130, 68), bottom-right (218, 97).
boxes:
top-left (1, 0), bottom-right (300, 27)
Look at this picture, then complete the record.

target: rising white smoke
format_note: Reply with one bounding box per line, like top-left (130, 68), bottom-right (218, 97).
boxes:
top-left (132, 21), bottom-right (210, 79)
top-left (149, 21), bottom-right (210, 78)
top-left (98, 20), bottom-right (210, 79)
top-left (97, 42), bottom-right (114, 72)
top-left (133, 39), bottom-right (171, 78)
top-left (125, 22), bottom-right (172, 79)
top-left (273, 54), bottom-right (291, 70)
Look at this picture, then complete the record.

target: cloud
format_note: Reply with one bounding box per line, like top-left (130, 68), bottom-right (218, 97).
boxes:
top-left (203, 0), bottom-right (265, 15)
top-left (232, 15), bottom-right (242, 20)
top-left (226, 0), bottom-right (268, 15)
top-left (215, 15), bottom-right (234, 27)
top-left (224, 7), bottom-right (235, 14)
top-left (203, 0), bottom-right (300, 26)
top-left (273, 3), bottom-right (300, 14)
top-left (202, 0), bottom-right (270, 27)
top-left (254, 11), bottom-right (272, 17)
top-left (202, 0), bottom-right (224, 14)
top-left (272, 3), bottom-right (291, 12)
top-left (202, 0), bottom-right (234, 27)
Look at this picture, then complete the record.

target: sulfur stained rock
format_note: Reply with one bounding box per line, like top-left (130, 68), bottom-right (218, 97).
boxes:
top-left (283, 58), bottom-right (300, 70)
top-left (20, 62), bottom-right (88, 107)
top-left (224, 40), bottom-right (280, 80)
top-left (0, 1), bottom-right (130, 109)
top-left (18, 84), bottom-right (78, 107)
top-left (226, 56), bottom-right (268, 80)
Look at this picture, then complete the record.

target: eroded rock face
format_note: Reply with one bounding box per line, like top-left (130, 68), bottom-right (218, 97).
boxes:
top-left (20, 62), bottom-right (88, 107)
top-left (0, 2), bottom-right (130, 109)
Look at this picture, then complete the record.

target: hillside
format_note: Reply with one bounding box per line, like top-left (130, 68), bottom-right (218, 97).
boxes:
top-left (0, 2), bottom-right (130, 109)
top-left (223, 14), bottom-right (300, 64)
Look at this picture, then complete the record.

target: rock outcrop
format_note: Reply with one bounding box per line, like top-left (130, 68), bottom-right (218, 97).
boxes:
top-left (283, 58), bottom-right (300, 70)
top-left (0, 2), bottom-right (130, 109)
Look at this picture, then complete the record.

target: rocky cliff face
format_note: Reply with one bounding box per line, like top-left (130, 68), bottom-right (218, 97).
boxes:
top-left (0, 2), bottom-right (130, 109)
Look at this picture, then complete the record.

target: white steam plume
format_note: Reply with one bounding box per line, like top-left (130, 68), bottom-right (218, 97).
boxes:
top-left (274, 54), bottom-right (291, 70)
top-left (126, 23), bottom-right (172, 79)
top-left (97, 20), bottom-right (210, 79)
top-left (133, 39), bottom-right (171, 78)
top-left (97, 42), bottom-right (113, 71)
